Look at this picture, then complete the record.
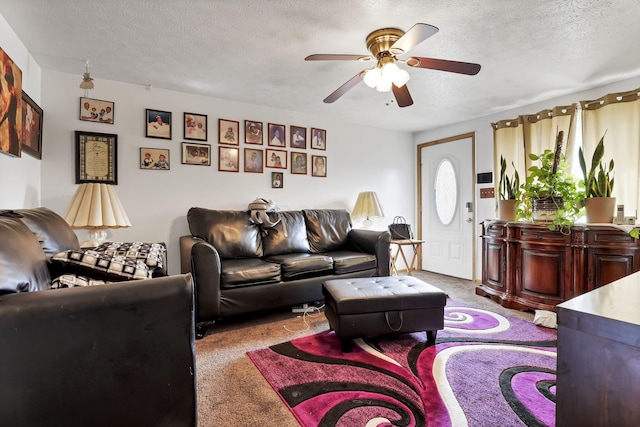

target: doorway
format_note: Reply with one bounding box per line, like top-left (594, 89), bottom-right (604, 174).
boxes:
top-left (417, 132), bottom-right (475, 280)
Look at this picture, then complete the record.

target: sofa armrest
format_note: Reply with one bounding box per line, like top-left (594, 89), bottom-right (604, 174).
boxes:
top-left (180, 235), bottom-right (200, 274)
top-left (191, 240), bottom-right (223, 321)
top-left (0, 274), bottom-right (197, 427)
top-left (349, 229), bottom-right (391, 276)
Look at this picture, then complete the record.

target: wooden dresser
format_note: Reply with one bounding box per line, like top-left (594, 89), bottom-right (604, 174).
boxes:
top-left (478, 220), bottom-right (640, 311)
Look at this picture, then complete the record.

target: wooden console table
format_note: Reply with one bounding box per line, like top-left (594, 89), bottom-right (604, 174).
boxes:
top-left (478, 220), bottom-right (640, 311)
top-left (556, 272), bottom-right (640, 425)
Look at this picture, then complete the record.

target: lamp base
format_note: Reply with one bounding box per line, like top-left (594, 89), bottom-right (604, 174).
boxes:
top-left (361, 218), bottom-right (373, 229)
top-left (81, 229), bottom-right (108, 248)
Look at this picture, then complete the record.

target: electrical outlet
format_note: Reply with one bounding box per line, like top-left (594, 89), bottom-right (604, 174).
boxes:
top-left (480, 187), bottom-right (495, 199)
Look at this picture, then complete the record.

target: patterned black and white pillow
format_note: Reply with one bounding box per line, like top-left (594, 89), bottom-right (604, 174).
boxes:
top-left (91, 241), bottom-right (166, 270)
top-left (51, 274), bottom-right (108, 289)
top-left (52, 248), bottom-right (151, 280)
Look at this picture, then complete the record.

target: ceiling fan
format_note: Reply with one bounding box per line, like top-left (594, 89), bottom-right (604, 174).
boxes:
top-left (305, 23), bottom-right (481, 107)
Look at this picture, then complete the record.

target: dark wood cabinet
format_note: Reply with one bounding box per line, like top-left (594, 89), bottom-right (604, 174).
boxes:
top-left (556, 273), bottom-right (640, 426)
top-left (478, 221), bottom-right (640, 311)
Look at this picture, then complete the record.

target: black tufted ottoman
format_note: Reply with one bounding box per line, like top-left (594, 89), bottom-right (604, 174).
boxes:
top-left (322, 276), bottom-right (447, 352)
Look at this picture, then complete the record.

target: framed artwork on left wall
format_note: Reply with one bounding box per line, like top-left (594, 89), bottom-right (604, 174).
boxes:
top-left (75, 131), bottom-right (117, 184)
top-left (21, 91), bottom-right (43, 159)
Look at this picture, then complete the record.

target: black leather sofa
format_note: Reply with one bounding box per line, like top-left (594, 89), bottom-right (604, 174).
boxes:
top-left (0, 208), bottom-right (197, 427)
top-left (180, 208), bottom-right (391, 334)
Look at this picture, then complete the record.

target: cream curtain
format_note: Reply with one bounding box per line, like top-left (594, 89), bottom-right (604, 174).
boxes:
top-left (521, 105), bottom-right (576, 171)
top-left (581, 88), bottom-right (640, 214)
top-left (492, 118), bottom-right (525, 198)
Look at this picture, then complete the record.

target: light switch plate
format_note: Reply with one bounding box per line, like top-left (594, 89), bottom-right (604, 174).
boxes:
top-left (480, 187), bottom-right (495, 199)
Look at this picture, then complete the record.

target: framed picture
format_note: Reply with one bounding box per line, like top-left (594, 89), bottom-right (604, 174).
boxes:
top-left (21, 91), bottom-right (43, 159)
top-left (244, 148), bottom-right (264, 173)
top-left (181, 142), bottom-right (211, 166)
top-left (184, 112), bottom-right (207, 141)
top-left (272, 172), bottom-right (284, 189)
top-left (140, 147), bottom-right (170, 170)
top-left (245, 120), bottom-right (263, 144)
top-left (219, 146), bottom-right (239, 172)
top-left (266, 148), bottom-right (287, 169)
top-left (311, 155), bottom-right (327, 177)
top-left (75, 131), bottom-right (117, 184)
top-left (311, 128), bottom-right (326, 150)
top-left (290, 151), bottom-right (307, 175)
top-left (0, 47), bottom-right (22, 158)
top-left (267, 123), bottom-right (285, 147)
top-left (219, 119), bottom-right (239, 145)
top-left (290, 126), bottom-right (306, 149)
top-left (79, 97), bottom-right (114, 124)
top-left (146, 109), bottom-right (172, 139)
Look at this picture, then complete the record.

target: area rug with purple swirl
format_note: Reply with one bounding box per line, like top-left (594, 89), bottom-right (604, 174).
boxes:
top-left (247, 300), bottom-right (557, 427)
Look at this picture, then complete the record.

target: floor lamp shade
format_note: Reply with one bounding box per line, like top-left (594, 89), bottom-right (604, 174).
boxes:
top-left (351, 191), bottom-right (384, 226)
top-left (63, 183), bottom-right (131, 243)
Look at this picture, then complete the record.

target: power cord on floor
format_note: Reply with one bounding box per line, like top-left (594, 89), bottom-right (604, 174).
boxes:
top-left (283, 303), bottom-right (325, 332)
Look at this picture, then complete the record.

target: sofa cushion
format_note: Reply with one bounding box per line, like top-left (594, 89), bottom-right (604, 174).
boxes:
top-left (220, 258), bottom-right (281, 289)
top-left (0, 217), bottom-right (51, 294)
top-left (303, 209), bottom-right (352, 253)
top-left (188, 208), bottom-right (262, 259)
top-left (1, 208), bottom-right (80, 258)
top-left (264, 253), bottom-right (333, 279)
top-left (262, 211), bottom-right (311, 256)
top-left (326, 251), bottom-right (377, 274)
top-left (51, 249), bottom-right (151, 281)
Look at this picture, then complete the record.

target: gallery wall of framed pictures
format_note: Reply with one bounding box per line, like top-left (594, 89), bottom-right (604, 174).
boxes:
top-left (70, 90), bottom-right (328, 186)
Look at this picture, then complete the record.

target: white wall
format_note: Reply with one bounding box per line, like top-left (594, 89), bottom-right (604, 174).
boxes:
top-left (40, 70), bottom-right (415, 274)
top-left (0, 13), bottom-right (41, 208)
top-left (414, 75), bottom-right (640, 280)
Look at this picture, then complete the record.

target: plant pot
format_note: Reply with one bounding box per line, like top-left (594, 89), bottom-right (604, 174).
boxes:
top-left (585, 197), bottom-right (616, 223)
top-left (532, 196), bottom-right (564, 222)
top-left (497, 199), bottom-right (517, 221)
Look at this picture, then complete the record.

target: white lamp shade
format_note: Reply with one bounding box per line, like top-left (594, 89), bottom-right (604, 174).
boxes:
top-left (392, 68), bottom-right (410, 88)
top-left (363, 67), bottom-right (381, 88)
top-left (351, 191), bottom-right (385, 221)
top-left (63, 183), bottom-right (131, 229)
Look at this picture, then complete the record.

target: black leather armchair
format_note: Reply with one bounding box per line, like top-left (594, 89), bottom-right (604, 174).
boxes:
top-left (0, 208), bottom-right (197, 427)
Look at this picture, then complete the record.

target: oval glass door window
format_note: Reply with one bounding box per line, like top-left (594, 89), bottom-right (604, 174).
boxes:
top-left (434, 158), bottom-right (457, 225)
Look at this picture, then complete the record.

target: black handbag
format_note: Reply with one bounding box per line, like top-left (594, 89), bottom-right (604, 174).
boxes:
top-left (388, 216), bottom-right (413, 240)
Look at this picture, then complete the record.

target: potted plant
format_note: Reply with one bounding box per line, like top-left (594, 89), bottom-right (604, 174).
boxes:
top-left (497, 155), bottom-right (519, 220)
top-left (578, 134), bottom-right (615, 223)
top-left (516, 131), bottom-right (585, 233)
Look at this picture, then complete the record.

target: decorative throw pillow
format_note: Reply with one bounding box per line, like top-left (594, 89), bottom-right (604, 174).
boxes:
top-left (51, 248), bottom-right (151, 281)
top-left (51, 274), bottom-right (108, 289)
top-left (91, 241), bottom-right (166, 271)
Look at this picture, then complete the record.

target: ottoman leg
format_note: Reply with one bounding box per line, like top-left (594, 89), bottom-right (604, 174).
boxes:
top-left (340, 338), bottom-right (352, 353)
top-left (426, 330), bottom-right (438, 343)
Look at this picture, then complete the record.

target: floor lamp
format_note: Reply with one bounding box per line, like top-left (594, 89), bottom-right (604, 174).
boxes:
top-left (63, 183), bottom-right (131, 247)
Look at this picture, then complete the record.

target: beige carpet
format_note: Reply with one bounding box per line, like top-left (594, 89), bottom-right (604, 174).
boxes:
top-left (195, 272), bottom-right (534, 427)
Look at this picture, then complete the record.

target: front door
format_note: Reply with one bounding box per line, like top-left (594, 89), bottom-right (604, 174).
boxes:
top-left (419, 133), bottom-right (475, 280)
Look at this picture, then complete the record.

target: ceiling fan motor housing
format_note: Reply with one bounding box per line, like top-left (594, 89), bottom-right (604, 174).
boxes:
top-left (366, 28), bottom-right (405, 57)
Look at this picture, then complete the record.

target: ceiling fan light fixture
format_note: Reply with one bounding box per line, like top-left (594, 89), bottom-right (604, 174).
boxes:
top-left (392, 68), bottom-right (410, 88)
top-left (376, 79), bottom-right (392, 92)
top-left (363, 67), bottom-right (381, 88)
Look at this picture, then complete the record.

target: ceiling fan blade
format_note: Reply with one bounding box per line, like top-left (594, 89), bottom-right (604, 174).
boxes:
top-left (305, 54), bottom-right (372, 61)
top-left (408, 57), bottom-right (481, 75)
top-left (392, 84), bottom-right (413, 107)
top-left (323, 72), bottom-right (365, 103)
top-left (390, 23), bottom-right (439, 55)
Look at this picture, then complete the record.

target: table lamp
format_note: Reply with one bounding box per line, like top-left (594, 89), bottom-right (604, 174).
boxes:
top-left (351, 191), bottom-right (384, 228)
top-left (63, 183), bottom-right (131, 246)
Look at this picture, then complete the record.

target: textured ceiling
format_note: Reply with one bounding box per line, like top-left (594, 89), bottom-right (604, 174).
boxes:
top-left (1, 0), bottom-right (639, 132)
